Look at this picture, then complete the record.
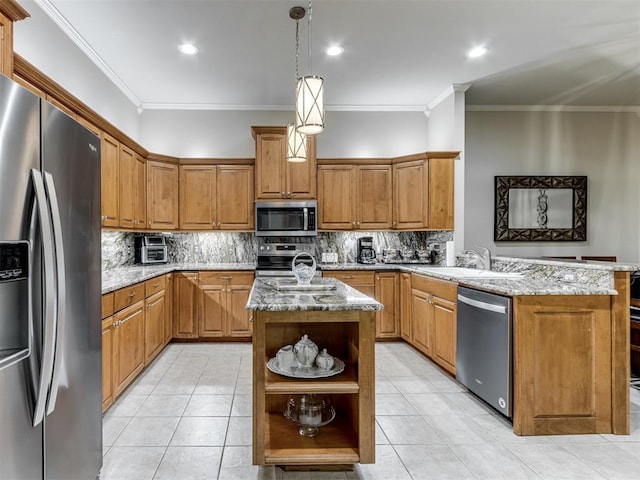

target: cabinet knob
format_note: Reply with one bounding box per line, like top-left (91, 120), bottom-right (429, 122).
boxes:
top-left (249, 316), bottom-right (253, 323)
top-left (357, 222), bottom-right (361, 226)
top-left (128, 292), bottom-right (136, 298)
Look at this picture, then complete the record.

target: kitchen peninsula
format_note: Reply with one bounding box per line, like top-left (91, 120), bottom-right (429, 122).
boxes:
top-left (246, 277), bottom-right (382, 467)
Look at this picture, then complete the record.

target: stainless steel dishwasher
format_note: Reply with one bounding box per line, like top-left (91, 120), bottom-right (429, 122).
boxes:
top-left (456, 286), bottom-right (512, 417)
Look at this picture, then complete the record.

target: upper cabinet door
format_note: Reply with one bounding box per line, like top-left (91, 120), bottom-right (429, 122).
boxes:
top-left (253, 126), bottom-right (317, 200)
top-left (286, 135), bottom-right (317, 199)
top-left (0, 11), bottom-right (12, 77)
top-left (101, 133), bottom-right (120, 227)
top-left (217, 165), bottom-right (254, 230)
top-left (179, 165), bottom-right (217, 230)
top-left (147, 160), bottom-right (178, 230)
top-left (393, 159), bottom-right (428, 230)
top-left (357, 165), bottom-right (392, 230)
top-left (317, 165), bottom-right (356, 230)
top-left (118, 144), bottom-right (136, 229)
top-left (255, 133), bottom-right (286, 199)
top-left (134, 155), bottom-right (146, 229)
top-left (428, 156), bottom-right (455, 230)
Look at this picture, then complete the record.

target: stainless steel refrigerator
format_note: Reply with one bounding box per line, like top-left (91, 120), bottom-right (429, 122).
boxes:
top-left (0, 74), bottom-right (102, 479)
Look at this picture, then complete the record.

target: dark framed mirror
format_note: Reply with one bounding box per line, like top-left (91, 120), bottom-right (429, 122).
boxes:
top-left (494, 176), bottom-right (587, 241)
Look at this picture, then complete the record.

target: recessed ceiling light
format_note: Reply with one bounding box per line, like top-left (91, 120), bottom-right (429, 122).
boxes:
top-left (178, 43), bottom-right (199, 55)
top-left (467, 46), bottom-right (488, 58)
top-left (326, 45), bottom-right (344, 56)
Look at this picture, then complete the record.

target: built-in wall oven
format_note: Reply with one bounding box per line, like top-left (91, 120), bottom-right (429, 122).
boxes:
top-left (255, 201), bottom-right (317, 237)
top-left (456, 286), bottom-right (512, 418)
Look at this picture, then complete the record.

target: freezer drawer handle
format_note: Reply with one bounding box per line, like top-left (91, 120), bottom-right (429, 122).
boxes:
top-left (30, 169), bottom-right (57, 427)
top-left (44, 172), bottom-right (66, 416)
top-left (458, 294), bottom-right (507, 314)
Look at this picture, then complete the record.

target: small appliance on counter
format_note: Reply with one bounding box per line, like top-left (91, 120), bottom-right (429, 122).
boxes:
top-left (134, 235), bottom-right (168, 264)
top-left (357, 237), bottom-right (376, 264)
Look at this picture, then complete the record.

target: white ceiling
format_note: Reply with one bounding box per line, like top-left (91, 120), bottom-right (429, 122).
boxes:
top-left (35, 0), bottom-right (640, 112)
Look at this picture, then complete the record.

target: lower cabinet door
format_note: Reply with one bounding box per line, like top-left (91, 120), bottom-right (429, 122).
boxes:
top-left (227, 285), bottom-right (252, 337)
top-left (411, 289), bottom-right (432, 356)
top-left (400, 273), bottom-right (412, 341)
top-left (375, 273), bottom-right (399, 338)
top-left (144, 290), bottom-right (166, 364)
top-left (113, 300), bottom-right (145, 396)
top-left (174, 272), bottom-right (199, 338)
top-left (199, 285), bottom-right (225, 337)
top-left (102, 317), bottom-right (114, 412)
top-left (432, 296), bottom-right (456, 375)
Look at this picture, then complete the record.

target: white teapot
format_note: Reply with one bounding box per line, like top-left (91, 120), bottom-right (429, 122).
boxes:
top-left (315, 348), bottom-right (335, 370)
top-left (294, 334), bottom-right (319, 369)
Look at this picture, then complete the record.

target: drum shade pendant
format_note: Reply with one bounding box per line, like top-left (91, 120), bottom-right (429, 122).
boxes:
top-left (287, 6), bottom-right (308, 162)
top-left (286, 123), bottom-right (307, 162)
top-left (293, 1), bottom-right (324, 136)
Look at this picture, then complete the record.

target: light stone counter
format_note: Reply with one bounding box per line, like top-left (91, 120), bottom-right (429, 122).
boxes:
top-left (246, 277), bottom-right (383, 312)
top-left (102, 256), bottom-right (640, 296)
top-left (101, 263), bottom-right (256, 294)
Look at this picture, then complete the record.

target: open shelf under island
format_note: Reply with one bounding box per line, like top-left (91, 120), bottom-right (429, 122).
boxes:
top-left (247, 277), bottom-right (383, 467)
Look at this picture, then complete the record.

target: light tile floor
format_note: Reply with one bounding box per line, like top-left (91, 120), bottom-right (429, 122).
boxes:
top-left (102, 342), bottom-right (640, 480)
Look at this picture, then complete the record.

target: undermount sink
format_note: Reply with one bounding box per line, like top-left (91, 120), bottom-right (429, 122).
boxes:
top-left (419, 266), bottom-right (524, 280)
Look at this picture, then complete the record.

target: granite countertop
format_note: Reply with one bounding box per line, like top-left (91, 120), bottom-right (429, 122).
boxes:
top-left (246, 277), bottom-right (383, 312)
top-left (102, 256), bottom-right (640, 296)
top-left (101, 262), bottom-right (256, 294)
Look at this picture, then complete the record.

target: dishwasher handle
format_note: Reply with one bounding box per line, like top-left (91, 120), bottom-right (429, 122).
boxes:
top-left (458, 294), bottom-right (507, 314)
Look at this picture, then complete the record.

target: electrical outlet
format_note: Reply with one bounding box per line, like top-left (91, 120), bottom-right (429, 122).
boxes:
top-left (562, 273), bottom-right (577, 282)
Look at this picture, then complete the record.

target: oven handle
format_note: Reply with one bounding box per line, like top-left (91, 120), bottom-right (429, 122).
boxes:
top-left (458, 294), bottom-right (507, 314)
top-left (303, 208), bottom-right (309, 231)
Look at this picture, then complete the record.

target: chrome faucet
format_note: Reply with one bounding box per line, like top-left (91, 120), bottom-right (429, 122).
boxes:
top-left (463, 245), bottom-right (492, 270)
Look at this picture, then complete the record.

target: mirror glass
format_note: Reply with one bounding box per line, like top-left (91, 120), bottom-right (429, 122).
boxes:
top-left (508, 188), bottom-right (573, 229)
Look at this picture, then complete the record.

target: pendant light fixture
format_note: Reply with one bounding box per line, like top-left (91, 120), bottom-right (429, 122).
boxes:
top-left (295, 1), bottom-right (324, 135)
top-left (287, 6), bottom-right (308, 162)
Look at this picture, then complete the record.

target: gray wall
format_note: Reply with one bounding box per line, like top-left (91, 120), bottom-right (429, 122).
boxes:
top-left (13, 1), bottom-right (140, 139)
top-left (138, 109), bottom-right (429, 158)
top-left (465, 110), bottom-right (640, 262)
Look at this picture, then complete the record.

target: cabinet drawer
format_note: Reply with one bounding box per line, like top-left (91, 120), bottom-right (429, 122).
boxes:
top-left (114, 283), bottom-right (145, 311)
top-left (199, 271), bottom-right (254, 286)
top-left (411, 273), bottom-right (456, 301)
top-left (102, 293), bottom-right (114, 319)
top-left (145, 275), bottom-right (166, 297)
top-left (324, 271), bottom-right (375, 285)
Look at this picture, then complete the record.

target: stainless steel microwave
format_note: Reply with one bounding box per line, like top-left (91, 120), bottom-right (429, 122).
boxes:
top-left (255, 201), bottom-right (317, 237)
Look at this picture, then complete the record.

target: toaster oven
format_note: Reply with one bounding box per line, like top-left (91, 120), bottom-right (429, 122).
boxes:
top-left (134, 236), bottom-right (168, 264)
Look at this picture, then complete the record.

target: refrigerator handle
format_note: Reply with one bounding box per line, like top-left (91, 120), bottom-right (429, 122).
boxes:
top-left (43, 172), bottom-right (66, 416)
top-left (30, 169), bottom-right (57, 427)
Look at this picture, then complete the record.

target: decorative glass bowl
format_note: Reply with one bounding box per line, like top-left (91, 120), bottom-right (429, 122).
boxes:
top-left (283, 394), bottom-right (336, 437)
top-left (291, 252), bottom-right (316, 285)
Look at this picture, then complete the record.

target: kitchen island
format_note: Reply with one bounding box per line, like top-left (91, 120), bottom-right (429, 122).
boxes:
top-left (246, 277), bottom-right (382, 467)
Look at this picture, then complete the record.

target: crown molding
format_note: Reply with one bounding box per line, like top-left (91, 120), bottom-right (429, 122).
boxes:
top-left (34, 0), bottom-right (142, 109)
top-left (0, 0), bottom-right (30, 21)
top-left (466, 104), bottom-right (640, 113)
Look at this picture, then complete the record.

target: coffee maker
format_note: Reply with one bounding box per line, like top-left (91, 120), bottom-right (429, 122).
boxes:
top-left (357, 237), bottom-right (376, 264)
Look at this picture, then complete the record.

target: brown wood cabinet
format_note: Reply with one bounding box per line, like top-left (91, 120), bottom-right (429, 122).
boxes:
top-left (410, 274), bottom-right (457, 374)
top-left (252, 126), bottom-right (316, 200)
top-left (252, 308), bottom-right (375, 466)
top-left (147, 160), bottom-right (179, 230)
top-left (0, 2), bottom-right (27, 77)
top-left (101, 133), bottom-right (120, 227)
top-left (112, 300), bottom-right (145, 397)
top-left (392, 152), bottom-right (457, 230)
top-left (198, 271), bottom-right (254, 338)
top-left (513, 295), bottom-right (612, 435)
top-left (101, 293), bottom-right (115, 412)
top-left (173, 272), bottom-right (199, 339)
top-left (399, 272), bottom-right (412, 342)
top-left (317, 164), bottom-right (392, 230)
top-left (134, 154), bottom-right (146, 228)
top-left (164, 273), bottom-right (174, 346)
top-left (144, 290), bottom-right (166, 365)
top-left (323, 270), bottom-right (399, 339)
top-left (375, 272), bottom-right (399, 338)
top-left (179, 164), bottom-right (254, 230)
top-left (118, 144), bottom-right (136, 228)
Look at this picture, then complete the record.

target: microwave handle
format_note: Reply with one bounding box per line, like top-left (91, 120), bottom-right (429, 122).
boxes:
top-left (303, 207), bottom-right (308, 231)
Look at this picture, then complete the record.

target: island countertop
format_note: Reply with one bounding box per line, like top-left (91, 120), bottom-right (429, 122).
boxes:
top-left (246, 277), bottom-right (384, 312)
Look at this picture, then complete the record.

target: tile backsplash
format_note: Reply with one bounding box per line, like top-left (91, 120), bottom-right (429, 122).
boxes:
top-left (101, 231), bottom-right (453, 270)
